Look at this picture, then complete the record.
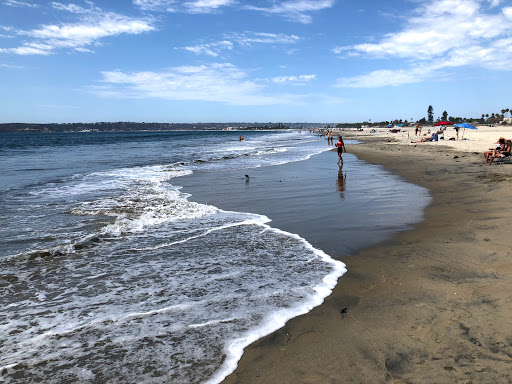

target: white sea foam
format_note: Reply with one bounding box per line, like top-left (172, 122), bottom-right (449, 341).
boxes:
top-left (0, 131), bottom-right (374, 383)
top-left (0, 201), bottom-right (346, 383)
top-left (204, 223), bottom-right (347, 384)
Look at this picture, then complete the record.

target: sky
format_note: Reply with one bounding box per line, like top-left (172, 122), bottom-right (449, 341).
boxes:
top-left (1, 0), bottom-right (512, 123)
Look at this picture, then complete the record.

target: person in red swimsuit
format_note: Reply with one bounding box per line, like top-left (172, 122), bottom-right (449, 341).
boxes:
top-left (336, 136), bottom-right (346, 163)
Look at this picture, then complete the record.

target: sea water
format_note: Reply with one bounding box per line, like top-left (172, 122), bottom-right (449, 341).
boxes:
top-left (0, 130), bottom-right (429, 383)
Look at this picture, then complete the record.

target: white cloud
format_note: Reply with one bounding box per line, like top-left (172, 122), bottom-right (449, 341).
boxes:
top-left (94, 63), bottom-right (289, 105)
top-left (183, 41), bottom-right (233, 56)
top-left (0, 63), bottom-right (23, 69)
top-left (504, 6), bottom-right (512, 19)
top-left (230, 32), bottom-right (300, 46)
top-left (132, 0), bottom-right (332, 19)
top-left (133, 0), bottom-right (177, 11)
top-left (272, 74), bottom-right (316, 84)
top-left (133, 0), bottom-right (234, 13)
top-left (244, 0), bottom-right (335, 24)
top-left (184, 0), bottom-right (235, 13)
top-left (3, 0), bottom-right (38, 7)
top-left (74, 47), bottom-right (95, 53)
top-left (0, 25), bottom-right (15, 38)
top-left (335, 0), bottom-right (512, 88)
top-left (50, 2), bottom-right (90, 13)
top-left (0, 4), bottom-right (155, 55)
top-left (179, 32), bottom-right (300, 56)
top-left (1, 42), bottom-right (54, 55)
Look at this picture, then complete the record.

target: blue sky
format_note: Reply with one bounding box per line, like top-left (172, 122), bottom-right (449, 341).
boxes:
top-left (1, 0), bottom-right (511, 123)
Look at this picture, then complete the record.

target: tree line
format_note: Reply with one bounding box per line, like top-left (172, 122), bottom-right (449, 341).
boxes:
top-left (335, 105), bottom-right (512, 128)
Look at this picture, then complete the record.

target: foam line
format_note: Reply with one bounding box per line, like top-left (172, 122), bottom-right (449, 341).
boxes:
top-left (131, 214), bottom-right (271, 251)
top-left (203, 212), bottom-right (347, 384)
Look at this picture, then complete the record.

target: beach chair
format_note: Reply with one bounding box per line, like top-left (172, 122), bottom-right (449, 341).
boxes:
top-left (494, 154), bottom-right (512, 165)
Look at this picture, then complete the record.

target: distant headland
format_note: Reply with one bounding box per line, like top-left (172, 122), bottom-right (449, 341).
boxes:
top-left (0, 122), bottom-right (319, 133)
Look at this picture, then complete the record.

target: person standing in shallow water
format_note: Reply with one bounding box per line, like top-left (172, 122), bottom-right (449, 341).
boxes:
top-left (336, 136), bottom-right (346, 163)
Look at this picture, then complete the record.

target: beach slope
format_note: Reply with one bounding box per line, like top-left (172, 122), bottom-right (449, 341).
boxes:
top-left (223, 134), bottom-right (512, 383)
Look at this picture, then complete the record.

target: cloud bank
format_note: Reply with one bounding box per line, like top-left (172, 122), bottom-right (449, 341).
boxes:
top-left (335, 0), bottom-right (512, 88)
top-left (244, 0), bottom-right (335, 24)
top-left (94, 63), bottom-right (294, 105)
top-left (180, 32), bottom-right (300, 57)
top-left (133, 0), bottom-right (333, 22)
top-left (0, 2), bottom-right (154, 55)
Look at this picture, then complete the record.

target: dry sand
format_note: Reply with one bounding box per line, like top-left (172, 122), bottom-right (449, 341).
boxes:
top-left (222, 127), bottom-right (512, 383)
top-left (337, 124), bottom-right (512, 154)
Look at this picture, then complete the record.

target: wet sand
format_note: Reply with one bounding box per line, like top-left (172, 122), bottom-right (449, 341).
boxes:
top-left (222, 135), bottom-right (512, 383)
top-left (178, 149), bottom-right (428, 257)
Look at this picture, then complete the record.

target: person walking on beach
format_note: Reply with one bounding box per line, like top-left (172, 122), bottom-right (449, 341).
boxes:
top-left (336, 136), bottom-right (346, 163)
top-left (415, 124), bottom-right (419, 136)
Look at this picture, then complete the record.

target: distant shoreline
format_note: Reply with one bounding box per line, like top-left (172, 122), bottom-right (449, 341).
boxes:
top-left (0, 122), bottom-right (308, 133)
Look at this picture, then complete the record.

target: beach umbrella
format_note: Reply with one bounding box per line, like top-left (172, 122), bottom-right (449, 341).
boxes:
top-left (433, 121), bottom-right (454, 126)
top-left (454, 123), bottom-right (477, 139)
top-left (396, 124), bottom-right (404, 127)
top-left (387, 124), bottom-right (393, 127)
top-left (453, 123), bottom-right (477, 129)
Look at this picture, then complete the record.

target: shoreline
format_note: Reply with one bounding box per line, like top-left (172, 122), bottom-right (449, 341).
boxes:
top-left (222, 133), bottom-right (512, 383)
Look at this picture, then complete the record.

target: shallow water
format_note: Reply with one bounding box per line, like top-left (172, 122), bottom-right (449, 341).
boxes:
top-left (0, 130), bottom-right (429, 383)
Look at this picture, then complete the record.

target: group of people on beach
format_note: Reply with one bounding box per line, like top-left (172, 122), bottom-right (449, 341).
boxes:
top-left (411, 130), bottom-right (443, 143)
top-left (414, 124), bottom-right (423, 136)
top-left (326, 130), bottom-right (334, 145)
top-left (484, 137), bottom-right (511, 165)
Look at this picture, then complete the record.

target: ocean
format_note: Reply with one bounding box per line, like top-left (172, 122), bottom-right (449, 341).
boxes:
top-left (0, 130), bottom-right (430, 383)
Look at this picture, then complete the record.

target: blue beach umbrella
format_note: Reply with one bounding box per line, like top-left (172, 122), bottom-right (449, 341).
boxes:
top-left (454, 123), bottom-right (477, 129)
top-left (387, 124), bottom-right (393, 127)
top-left (396, 124), bottom-right (404, 127)
top-left (453, 123), bottom-right (477, 139)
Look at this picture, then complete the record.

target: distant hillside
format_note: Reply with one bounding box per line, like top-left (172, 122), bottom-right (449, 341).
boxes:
top-left (0, 122), bottom-right (312, 133)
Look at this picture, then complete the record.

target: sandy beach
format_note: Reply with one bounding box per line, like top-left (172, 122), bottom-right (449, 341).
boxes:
top-left (222, 126), bottom-right (512, 383)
